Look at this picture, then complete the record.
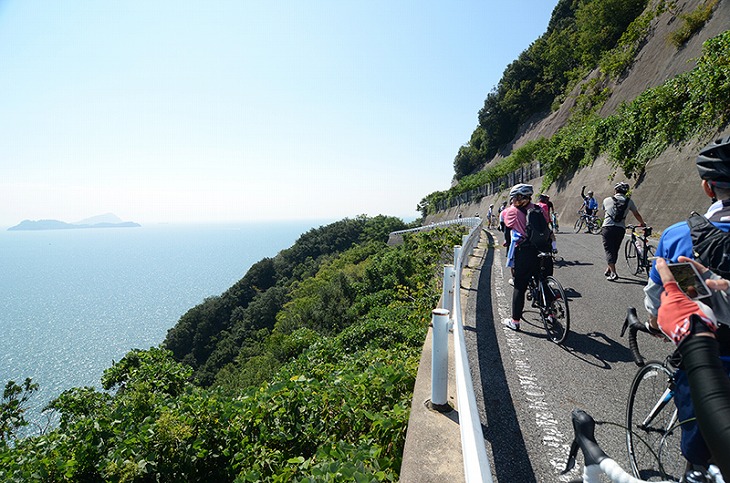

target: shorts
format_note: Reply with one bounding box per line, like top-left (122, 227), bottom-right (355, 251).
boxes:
top-left (601, 225), bottom-right (624, 265)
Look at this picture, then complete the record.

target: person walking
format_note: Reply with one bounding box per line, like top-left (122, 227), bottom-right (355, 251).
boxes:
top-left (601, 181), bottom-right (645, 280)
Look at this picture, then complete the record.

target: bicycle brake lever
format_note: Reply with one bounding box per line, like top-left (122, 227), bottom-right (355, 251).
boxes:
top-left (561, 439), bottom-right (579, 475)
top-left (621, 307), bottom-right (641, 338)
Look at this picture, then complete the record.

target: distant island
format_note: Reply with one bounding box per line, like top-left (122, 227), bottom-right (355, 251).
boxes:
top-left (7, 213), bottom-right (141, 231)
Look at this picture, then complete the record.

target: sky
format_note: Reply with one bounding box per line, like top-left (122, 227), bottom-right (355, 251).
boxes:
top-left (0, 1), bottom-right (558, 227)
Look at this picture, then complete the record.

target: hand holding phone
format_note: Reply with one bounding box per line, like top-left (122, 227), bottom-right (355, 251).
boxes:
top-left (666, 262), bottom-right (711, 300)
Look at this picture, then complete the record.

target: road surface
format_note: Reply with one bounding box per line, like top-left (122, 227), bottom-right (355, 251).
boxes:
top-left (464, 226), bottom-right (672, 482)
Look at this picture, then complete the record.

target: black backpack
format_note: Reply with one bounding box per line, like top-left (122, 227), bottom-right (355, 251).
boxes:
top-left (525, 205), bottom-right (552, 251)
top-left (687, 212), bottom-right (730, 279)
top-left (609, 196), bottom-right (630, 222)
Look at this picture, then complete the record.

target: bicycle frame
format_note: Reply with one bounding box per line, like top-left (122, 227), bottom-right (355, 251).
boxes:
top-left (638, 387), bottom-right (675, 431)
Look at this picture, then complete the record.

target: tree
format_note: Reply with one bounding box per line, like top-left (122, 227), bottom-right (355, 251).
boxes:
top-left (0, 378), bottom-right (38, 443)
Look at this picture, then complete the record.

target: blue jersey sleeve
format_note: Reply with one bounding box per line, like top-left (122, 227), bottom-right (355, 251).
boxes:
top-left (648, 222), bottom-right (695, 284)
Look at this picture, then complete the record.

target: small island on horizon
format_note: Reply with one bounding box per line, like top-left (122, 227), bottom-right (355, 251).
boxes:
top-left (7, 213), bottom-right (141, 231)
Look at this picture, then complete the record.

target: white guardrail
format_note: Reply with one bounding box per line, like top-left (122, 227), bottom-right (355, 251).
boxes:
top-left (393, 218), bottom-right (494, 482)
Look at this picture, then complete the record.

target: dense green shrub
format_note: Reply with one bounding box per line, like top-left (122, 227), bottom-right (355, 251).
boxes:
top-left (668, 0), bottom-right (718, 47)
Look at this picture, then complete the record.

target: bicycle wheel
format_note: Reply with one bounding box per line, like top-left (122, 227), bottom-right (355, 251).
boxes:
top-left (641, 245), bottom-right (655, 277)
top-left (589, 218), bottom-right (603, 234)
top-left (543, 276), bottom-right (569, 344)
top-left (626, 362), bottom-right (684, 481)
top-left (574, 217), bottom-right (584, 233)
top-left (625, 238), bottom-right (637, 272)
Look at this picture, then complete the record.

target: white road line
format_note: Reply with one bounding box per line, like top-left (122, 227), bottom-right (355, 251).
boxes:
top-left (493, 251), bottom-right (573, 479)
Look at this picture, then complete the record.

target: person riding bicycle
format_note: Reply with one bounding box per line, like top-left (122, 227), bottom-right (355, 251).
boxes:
top-left (580, 186), bottom-right (599, 217)
top-left (643, 134), bottom-right (730, 469)
top-left (654, 256), bottom-right (730, 479)
top-left (502, 183), bottom-right (552, 331)
top-left (601, 182), bottom-right (645, 281)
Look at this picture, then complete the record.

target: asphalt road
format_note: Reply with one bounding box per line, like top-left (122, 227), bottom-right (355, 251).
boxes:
top-left (463, 225), bottom-right (672, 482)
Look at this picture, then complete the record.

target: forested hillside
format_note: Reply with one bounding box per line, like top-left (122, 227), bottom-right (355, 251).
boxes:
top-left (421, 0), bottom-right (729, 221)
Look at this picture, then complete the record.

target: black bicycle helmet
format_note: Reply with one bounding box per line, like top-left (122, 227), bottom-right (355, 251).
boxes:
top-left (696, 135), bottom-right (730, 183)
top-left (614, 182), bottom-right (630, 194)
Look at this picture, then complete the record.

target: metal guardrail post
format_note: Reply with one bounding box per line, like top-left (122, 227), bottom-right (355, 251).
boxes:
top-left (429, 308), bottom-right (451, 412)
top-left (442, 265), bottom-right (455, 320)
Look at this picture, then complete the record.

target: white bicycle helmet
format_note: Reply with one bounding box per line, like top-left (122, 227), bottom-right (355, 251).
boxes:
top-left (614, 182), bottom-right (630, 194)
top-left (509, 183), bottom-right (534, 198)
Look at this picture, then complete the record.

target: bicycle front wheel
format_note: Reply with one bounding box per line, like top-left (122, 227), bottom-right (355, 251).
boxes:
top-left (543, 276), bottom-right (569, 344)
top-left (574, 217), bottom-right (584, 233)
top-left (625, 238), bottom-right (637, 272)
top-left (589, 218), bottom-right (603, 234)
top-left (626, 362), bottom-right (684, 481)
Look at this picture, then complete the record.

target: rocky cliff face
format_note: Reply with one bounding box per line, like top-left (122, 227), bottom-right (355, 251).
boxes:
top-left (428, 0), bottom-right (730, 233)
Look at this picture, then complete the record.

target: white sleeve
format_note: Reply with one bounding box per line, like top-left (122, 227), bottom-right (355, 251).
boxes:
top-left (643, 277), bottom-right (663, 317)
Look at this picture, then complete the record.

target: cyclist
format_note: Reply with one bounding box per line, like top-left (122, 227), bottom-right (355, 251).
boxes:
top-left (536, 193), bottom-right (558, 253)
top-left (601, 182), bottom-right (645, 281)
top-left (499, 199), bottom-right (511, 248)
top-left (580, 186), bottom-right (599, 218)
top-left (654, 256), bottom-right (730, 478)
top-left (643, 135), bottom-right (730, 470)
top-left (502, 183), bottom-right (551, 331)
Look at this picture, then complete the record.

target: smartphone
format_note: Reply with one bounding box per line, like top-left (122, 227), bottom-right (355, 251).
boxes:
top-left (666, 262), bottom-right (712, 299)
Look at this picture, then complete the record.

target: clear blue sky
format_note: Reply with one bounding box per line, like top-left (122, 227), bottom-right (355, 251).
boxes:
top-left (0, 1), bottom-right (557, 227)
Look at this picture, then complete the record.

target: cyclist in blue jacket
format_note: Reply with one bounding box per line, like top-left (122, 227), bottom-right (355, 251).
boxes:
top-left (643, 134), bottom-right (730, 468)
top-left (580, 186), bottom-right (599, 217)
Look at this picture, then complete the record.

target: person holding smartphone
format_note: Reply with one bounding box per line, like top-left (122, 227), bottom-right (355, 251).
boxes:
top-left (643, 135), bottom-right (730, 467)
top-left (654, 257), bottom-right (730, 479)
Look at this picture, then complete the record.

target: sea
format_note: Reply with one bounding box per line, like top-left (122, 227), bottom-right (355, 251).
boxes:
top-left (0, 221), bottom-right (326, 432)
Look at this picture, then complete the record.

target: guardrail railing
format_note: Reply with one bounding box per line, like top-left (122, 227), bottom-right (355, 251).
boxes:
top-left (392, 218), bottom-right (494, 482)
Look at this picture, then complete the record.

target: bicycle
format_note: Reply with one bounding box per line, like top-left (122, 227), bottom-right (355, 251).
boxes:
top-left (574, 210), bottom-right (602, 234)
top-left (524, 251), bottom-right (570, 344)
top-left (562, 408), bottom-right (725, 482)
top-left (625, 225), bottom-right (655, 277)
top-left (620, 307), bottom-right (690, 481)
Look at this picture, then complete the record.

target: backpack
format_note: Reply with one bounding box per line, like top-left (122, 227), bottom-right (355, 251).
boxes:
top-left (687, 212), bottom-right (730, 279)
top-left (525, 205), bottom-right (552, 251)
top-left (609, 196), bottom-right (630, 222)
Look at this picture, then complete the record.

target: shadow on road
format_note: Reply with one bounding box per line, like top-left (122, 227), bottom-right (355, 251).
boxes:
top-left (472, 235), bottom-right (538, 483)
top-left (558, 330), bottom-right (636, 368)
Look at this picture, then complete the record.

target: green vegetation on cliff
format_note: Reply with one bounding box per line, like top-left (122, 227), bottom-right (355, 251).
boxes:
top-left (453, 0), bottom-right (651, 180)
top-left (1, 218), bottom-right (467, 482)
top-left (420, 27), bottom-right (730, 217)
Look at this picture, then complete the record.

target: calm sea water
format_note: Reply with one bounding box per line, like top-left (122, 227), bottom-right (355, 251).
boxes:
top-left (0, 221), bottom-right (322, 427)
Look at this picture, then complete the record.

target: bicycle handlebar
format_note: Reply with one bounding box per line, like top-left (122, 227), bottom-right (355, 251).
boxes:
top-left (562, 409), bottom-right (608, 475)
top-left (563, 409), bottom-right (681, 483)
top-left (626, 225), bottom-right (653, 236)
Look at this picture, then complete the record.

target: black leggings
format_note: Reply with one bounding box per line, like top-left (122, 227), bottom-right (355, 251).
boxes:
top-left (511, 246), bottom-right (539, 321)
top-left (679, 335), bottom-right (730, 478)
